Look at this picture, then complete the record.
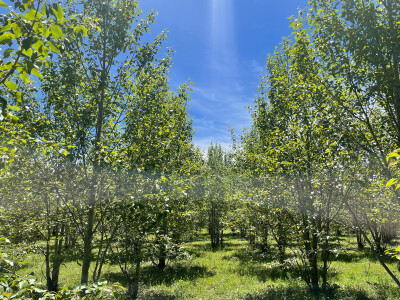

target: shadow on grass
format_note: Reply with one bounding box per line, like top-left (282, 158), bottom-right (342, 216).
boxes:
top-left (103, 262), bottom-right (214, 287)
top-left (138, 289), bottom-right (176, 300)
top-left (330, 248), bottom-right (398, 265)
top-left (187, 240), bottom-right (245, 256)
top-left (225, 246), bottom-right (276, 264)
top-left (242, 284), bottom-right (379, 300)
top-left (330, 250), bottom-right (367, 263)
top-left (242, 285), bottom-right (318, 300)
top-left (224, 247), bottom-right (295, 282)
top-left (227, 247), bottom-right (341, 283)
top-left (237, 263), bottom-right (291, 282)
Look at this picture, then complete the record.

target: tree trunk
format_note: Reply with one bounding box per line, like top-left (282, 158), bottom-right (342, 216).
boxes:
top-left (157, 242), bottom-right (166, 270)
top-left (127, 243), bottom-right (142, 300)
top-left (321, 222), bottom-right (330, 292)
top-left (81, 204), bottom-right (95, 284)
top-left (210, 203), bottom-right (218, 249)
top-left (240, 227), bottom-right (246, 239)
top-left (356, 227), bottom-right (364, 249)
top-left (277, 220), bottom-right (286, 264)
top-left (310, 220), bottom-right (319, 295)
top-left (128, 280), bottom-right (139, 300)
top-left (260, 223), bottom-right (269, 253)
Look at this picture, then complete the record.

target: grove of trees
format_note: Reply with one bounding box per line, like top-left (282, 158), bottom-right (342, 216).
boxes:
top-left (2, 0), bottom-right (400, 299)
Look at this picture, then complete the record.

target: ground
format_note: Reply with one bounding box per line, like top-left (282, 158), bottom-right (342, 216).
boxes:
top-left (8, 233), bottom-right (400, 299)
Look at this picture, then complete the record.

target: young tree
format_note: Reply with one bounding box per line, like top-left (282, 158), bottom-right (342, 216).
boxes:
top-left (39, 0), bottom-right (192, 284)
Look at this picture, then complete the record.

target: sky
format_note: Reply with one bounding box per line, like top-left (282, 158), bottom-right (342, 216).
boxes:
top-left (137, 1), bottom-right (309, 151)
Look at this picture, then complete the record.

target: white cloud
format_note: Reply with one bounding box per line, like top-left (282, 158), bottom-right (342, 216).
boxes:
top-left (189, 82), bottom-right (252, 151)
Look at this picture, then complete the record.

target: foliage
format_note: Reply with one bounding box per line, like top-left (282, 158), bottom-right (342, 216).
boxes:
top-left (3, 0), bottom-right (400, 298)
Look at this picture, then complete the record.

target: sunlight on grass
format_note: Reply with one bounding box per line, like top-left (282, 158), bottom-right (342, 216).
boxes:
top-left (10, 234), bottom-right (400, 300)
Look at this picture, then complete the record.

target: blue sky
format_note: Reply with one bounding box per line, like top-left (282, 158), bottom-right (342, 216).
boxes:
top-left (139, 0), bottom-right (309, 151)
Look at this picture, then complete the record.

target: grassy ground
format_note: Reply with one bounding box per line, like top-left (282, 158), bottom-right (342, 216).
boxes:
top-left (6, 233), bottom-right (400, 299)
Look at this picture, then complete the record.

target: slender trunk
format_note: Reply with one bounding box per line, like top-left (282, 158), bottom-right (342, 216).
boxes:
top-left (93, 230), bottom-right (104, 282)
top-left (128, 280), bottom-right (139, 300)
top-left (363, 228), bottom-right (400, 287)
top-left (81, 200), bottom-right (95, 284)
top-left (210, 202), bottom-right (217, 249)
top-left (321, 222), bottom-right (330, 292)
top-left (356, 227), bottom-right (364, 249)
top-left (277, 219), bottom-right (286, 264)
top-left (128, 242), bottom-right (142, 300)
top-left (128, 258), bottom-right (140, 299)
top-left (157, 237), bottom-right (166, 270)
top-left (310, 218), bottom-right (319, 295)
top-left (46, 225), bottom-right (64, 291)
top-left (93, 218), bottom-right (106, 282)
top-left (260, 222), bottom-right (269, 252)
top-left (93, 220), bottom-right (120, 282)
top-left (48, 259), bottom-right (62, 292)
top-left (81, 4), bottom-right (107, 282)
top-left (45, 240), bottom-right (53, 291)
top-left (240, 227), bottom-right (246, 239)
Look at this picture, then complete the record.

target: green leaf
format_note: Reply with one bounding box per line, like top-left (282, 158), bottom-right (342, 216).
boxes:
top-left (11, 23), bottom-right (21, 38)
top-left (47, 41), bottom-right (60, 54)
top-left (33, 287), bottom-right (47, 293)
top-left (0, 21), bottom-right (11, 33)
top-left (56, 5), bottom-right (64, 23)
top-left (4, 81), bottom-right (17, 90)
top-left (22, 48), bottom-right (33, 57)
top-left (32, 40), bottom-right (44, 52)
top-left (386, 178), bottom-right (398, 187)
top-left (4, 259), bottom-right (14, 266)
top-left (0, 0), bottom-right (8, 8)
top-left (50, 24), bottom-right (64, 41)
top-left (25, 9), bottom-right (38, 21)
top-left (18, 70), bottom-right (29, 83)
top-left (3, 48), bottom-right (14, 58)
top-left (74, 25), bottom-right (88, 37)
top-left (40, 3), bottom-right (47, 16)
top-left (0, 32), bottom-right (15, 45)
top-left (387, 151), bottom-right (400, 161)
top-left (9, 105), bottom-right (21, 111)
top-left (31, 68), bottom-right (43, 79)
top-left (16, 92), bottom-right (22, 103)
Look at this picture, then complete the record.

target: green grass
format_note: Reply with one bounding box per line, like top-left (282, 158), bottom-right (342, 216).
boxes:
top-left (5, 233), bottom-right (400, 299)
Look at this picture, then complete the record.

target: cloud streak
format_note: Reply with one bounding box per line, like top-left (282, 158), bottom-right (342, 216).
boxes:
top-left (210, 0), bottom-right (238, 84)
top-left (188, 82), bottom-right (253, 152)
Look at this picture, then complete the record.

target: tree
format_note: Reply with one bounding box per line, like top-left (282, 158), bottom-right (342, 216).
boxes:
top-left (202, 143), bottom-right (232, 249)
top-left (38, 0), bottom-right (196, 285)
top-left (0, 0), bottom-right (89, 115)
top-left (243, 22), bottom-right (346, 293)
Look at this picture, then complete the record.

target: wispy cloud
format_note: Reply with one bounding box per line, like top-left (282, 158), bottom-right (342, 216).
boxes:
top-left (159, 1), bottom-right (265, 153)
top-left (188, 83), bottom-right (252, 152)
top-left (137, 0), bottom-right (308, 154)
top-left (209, 0), bottom-right (238, 84)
